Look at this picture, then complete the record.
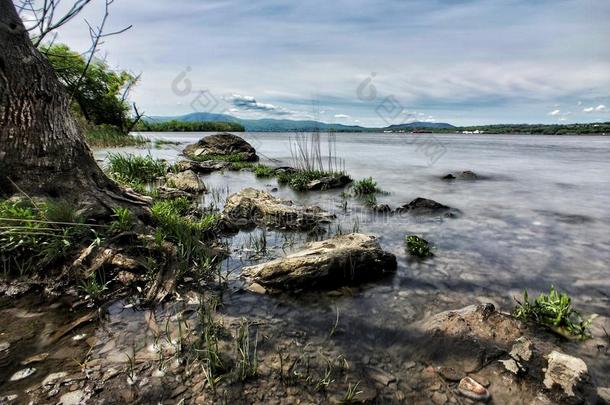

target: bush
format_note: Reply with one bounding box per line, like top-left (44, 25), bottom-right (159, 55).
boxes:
top-left (352, 177), bottom-right (381, 195)
top-left (254, 165), bottom-right (276, 178)
top-left (106, 153), bottom-right (167, 184)
top-left (514, 286), bottom-right (595, 340)
top-left (277, 170), bottom-right (343, 191)
top-left (405, 235), bottom-right (432, 257)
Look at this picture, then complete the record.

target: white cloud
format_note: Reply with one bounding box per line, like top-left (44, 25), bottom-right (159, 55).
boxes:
top-left (583, 104), bottom-right (608, 113)
top-left (549, 109), bottom-right (561, 116)
top-left (334, 114), bottom-right (350, 119)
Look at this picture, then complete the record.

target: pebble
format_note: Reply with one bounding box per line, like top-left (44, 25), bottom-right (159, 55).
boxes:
top-left (72, 333), bottom-right (87, 341)
top-left (458, 377), bottom-right (490, 401)
top-left (21, 353), bottom-right (49, 365)
top-left (42, 371), bottom-right (68, 386)
top-left (59, 390), bottom-right (86, 405)
top-left (9, 367), bottom-right (36, 381)
top-left (0, 341), bottom-right (9, 352)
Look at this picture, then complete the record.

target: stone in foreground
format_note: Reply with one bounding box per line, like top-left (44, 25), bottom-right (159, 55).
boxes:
top-left (165, 170), bottom-right (205, 193)
top-left (183, 133), bottom-right (258, 162)
top-left (396, 197), bottom-right (460, 217)
top-left (242, 233), bottom-right (397, 290)
top-left (172, 159), bottom-right (232, 174)
top-left (543, 351), bottom-right (591, 400)
top-left (221, 188), bottom-right (334, 231)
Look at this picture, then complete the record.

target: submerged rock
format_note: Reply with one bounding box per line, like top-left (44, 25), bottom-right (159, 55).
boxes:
top-left (10, 367), bottom-right (36, 381)
top-left (242, 233), bottom-right (397, 290)
top-left (396, 197), bottom-right (460, 217)
top-left (155, 186), bottom-right (193, 200)
top-left (165, 170), bottom-right (205, 193)
top-left (442, 170), bottom-right (479, 180)
top-left (221, 188), bottom-right (334, 231)
top-left (458, 377), bottom-right (490, 401)
top-left (183, 133), bottom-right (258, 161)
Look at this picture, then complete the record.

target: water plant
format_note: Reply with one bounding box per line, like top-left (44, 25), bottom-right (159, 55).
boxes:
top-left (352, 177), bottom-right (381, 195)
top-left (514, 286), bottom-right (595, 340)
top-left (193, 153), bottom-right (250, 163)
top-left (405, 235), bottom-right (432, 258)
top-left (253, 164), bottom-right (276, 178)
top-left (342, 381), bottom-right (363, 404)
top-left (234, 320), bottom-right (259, 381)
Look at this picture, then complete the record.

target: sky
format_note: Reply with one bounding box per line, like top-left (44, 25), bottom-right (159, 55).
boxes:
top-left (24, 0), bottom-right (610, 127)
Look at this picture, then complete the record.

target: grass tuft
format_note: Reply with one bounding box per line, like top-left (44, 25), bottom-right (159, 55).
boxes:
top-left (86, 125), bottom-right (148, 148)
top-left (352, 177), bottom-right (382, 195)
top-left (405, 235), bottom-right (432, 257)
top-left (106, 153), bottom-right (167, 184)
top-left (514, 286), bottom-right (595, 340)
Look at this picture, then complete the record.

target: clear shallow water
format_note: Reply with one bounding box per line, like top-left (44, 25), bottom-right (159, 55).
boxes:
top-left (97, 131), bottom-right (610, 315)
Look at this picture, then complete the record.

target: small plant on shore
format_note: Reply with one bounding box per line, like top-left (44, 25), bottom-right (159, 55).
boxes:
top-left (193, 153), bottom-right (250, 163)
top-left (80, 274), bottom-right (108, 301)
top-left (254, 164), bottom-right (276, 178)
top-left (235, 320), bottom-right (258, 381)
top-left (108, 207), bottom-right (134, 234)
top-left (342, 381), bottom-right (363, 404)
top-left (405, 235), bottom-right (432, 257)
top-left (514, 287), bottom-right (596, 340)
top-left (352, 177), bottom-right (382, 195)
top-left (86, 125), bottom-right (148, 148)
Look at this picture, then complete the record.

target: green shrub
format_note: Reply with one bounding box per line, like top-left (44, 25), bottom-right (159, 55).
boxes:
top-left (193, 153), bottom-right (250, 163)
top-left (108, 207), bottom-right (134, 234)
top-left (86, 125), bottom-right (148, 148)
top-left (352, 177), bottom-right (381, 195)
top-left (276, 170), bottom-right (344, 191)
top-left (405, 235), bottom-right (432, 257)
top-left (254, 165), bottom-right (276, 178)
top-left (514, 286), bottom-right (595, 340)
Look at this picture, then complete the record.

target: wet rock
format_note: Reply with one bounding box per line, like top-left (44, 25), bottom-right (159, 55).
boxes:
top-left (597, 387), bottom-right (610, 403)
top-left (183, 133), bottom-right (258, 161)
top-left (9, 367), bottom-right (36, 381)
top-left (0, 395), bottom-right (18, 403)
top-left (165, 170), bottom-right (205, 193)
top-left (59, 389), bottom-right (87, 405)
top-left (366, 366), bottom-right (397, 386)
top-left (242, 233), bottom-right (397, 290)
top-left (501, 337), bottom-right (534, 374)
top-left (543, 351), bottom-right (592, 401)
top-left (172, 159), bottom-right (231, 174)
top-left (42, 371), bottom-right (69, 386)
top-left (116, 270), bottom-right (139, 285)
top-left (247, 282), bottom-right (267, 295)
top-left (435, 366), bottom-right (462, 382)
top-left (0, 341), bottom-right (9, 352)
top-left (442, 170), bottom-right (479, 180)
top-left (372, 204), bottom-right (392, 213)
top-left (21, 353), bottom-right (48, 365)
top-left (156, 186), bottom-right (193, 200)
top-left (396, 197), bottom-right (460, 217)
top-left (306, 174), bottom-right (352, 191)
top-left (221, 188), bottom-right (334, 231)
top-left (500, 358), bottom-right (522, 374)
top-left (458, 377), bottom-right (490, 401)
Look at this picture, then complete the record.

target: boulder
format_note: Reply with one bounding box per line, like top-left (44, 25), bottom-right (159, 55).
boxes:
top-left (155, 186), bottom-right (193, 200)
top-left (306, 174), bottom-right (352, 191)
top-left (242, 233), bottom-right (397, 290)
top-left (172, 159), bottom-right (231, 174)
top-left (183, 133), bottom-right (258, 161)
top-left (165, 170), bottom-right (205, 193)
top-left (396, 197), bottom-right (460, 217)
top-left (221, 188), bottom-right (334, 231)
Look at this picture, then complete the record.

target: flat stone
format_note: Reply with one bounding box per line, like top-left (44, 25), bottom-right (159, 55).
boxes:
top-left (365, 366), bottom-right (396, 386)
top-left (499, 358), bottom-right (522, 374)
top-left (0, 341), bottom-right (9, 352)
top-left (21, 353), bottom-right (49, 365)
top-left (458, 377), bottom-right (490, 401)
top-left (10, 367), bottom-right (36, 381)
top-left (165, 170), bottom-right (205, 193)
top-left (58, 390), bottom-right (86, 405)
top-left (543, 351), bottom-right (589, 398)
top-left (509, 336), bottom-right (533, 362)
top-left (436, 366), bottom-right (462, 382)
top-left (42, 371), bottom-right (69, 386)
top-left (247, 282), bottom-right (267, 295)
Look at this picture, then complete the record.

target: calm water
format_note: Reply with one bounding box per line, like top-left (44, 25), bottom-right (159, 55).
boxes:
top-left (97, 132), bottom-right (610, 316)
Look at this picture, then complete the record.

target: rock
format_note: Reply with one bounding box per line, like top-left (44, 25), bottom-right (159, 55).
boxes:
top-left (365, 366), bottom-right (396, 386)
top-left (156, 186), bottom-right (193, 200)
top-left (21, 353), bottom-right (48, 365)
top-left (543, 351), bottom-right (592, 400)
top-left (10, 367), bottom-right (36, 381)
top-left (183, 133), bottom-right (258, 161)
top-left (373, 204), bottom-right (392, 213)
top-left (165, 170), bottom-right (205, 193)
top-left (116, 271), bottom-right (138, 285)
top-left (396, 197), bottom-right (460, 217)
top-left (501, 337), bottom-right (534, 374)
top-left (221, 188), bottom-right (334, 231)
top-left (172, 159), bottom-right (231, 174)
top-left (306, 174), bottom-right (352, 191)
top-left (0, 395), bottom-right (18, 403)
top-left (58, 389), bottom-right (86, 405)
top-left (597, 387), bottom-right (610, 403)
top-left (247, 283), bottom-right (267, 295)
top-left (0, 341), bottom-right (9, 352)
top-left (500, 358), bottom-right (522, 374)
top-left (435, 366), bottom-right (462, 382)
top-left (242, 233), bottom-right (397, 290)
top-left (442, 170), bottom-right (478, 180)
top-left (458, 377), bottom-right (490, 401)
top-left (42, 371), bottom-right (69, 386)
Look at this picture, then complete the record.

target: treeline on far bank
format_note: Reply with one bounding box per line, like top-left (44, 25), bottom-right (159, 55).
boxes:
top-left (435, 122), bottom-right (610, 135)
top-left (134, 120), bottom-right (245, 132)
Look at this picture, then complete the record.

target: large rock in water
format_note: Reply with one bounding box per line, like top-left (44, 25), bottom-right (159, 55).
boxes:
top-left (183, 133), bottom-right (258, 161)
top-left (165, 170), bottom-right (205, 193)
top-left (172, 159), bottom-right (232, 174)
top-left (396, 197), bottom-right (460, 217)
top-left (242, 233), bottom-right (397, 290)
top-left (221, 188), bottom-right (334, 231)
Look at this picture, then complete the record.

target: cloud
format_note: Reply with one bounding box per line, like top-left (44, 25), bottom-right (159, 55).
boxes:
top-left (334, 114), bottom-right (350, 119)
top-left (227, 94), bottom-right (291, 115)
top-left (549, 109), bottom-right (561, 116)
top-left (583, 104), bottom-right (608, 113)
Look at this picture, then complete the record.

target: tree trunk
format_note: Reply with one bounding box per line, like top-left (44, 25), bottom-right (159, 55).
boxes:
top-left (0, 0), bottom-right (148, 219)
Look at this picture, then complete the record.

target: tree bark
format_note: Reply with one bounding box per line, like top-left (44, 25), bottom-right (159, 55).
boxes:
top-left (0, 0), bottom-right (148, 219)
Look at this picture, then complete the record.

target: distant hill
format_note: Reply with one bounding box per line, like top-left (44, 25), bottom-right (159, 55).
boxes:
top-left (145, 112), bottom-right (453, 132)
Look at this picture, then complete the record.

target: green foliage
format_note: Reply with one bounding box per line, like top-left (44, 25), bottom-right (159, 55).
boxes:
top-left (106, 153), bottom-right (167, 184)
top-left (134, 120), bottom-right (245, 132)
top-left (276, 170), bottom-right (343, 191)
top-left (0, 199), bottom-right (92, 276)
top-left (514, 286), bottom-right (595, 340)
top-left (234, 320), bottom-right (258, 381)
top-left (253, 164), bottom-right (276, 178)
top-left (230, 161), bottom-right (256, 171)
top-left (86, 124), bottom-right (148, 148)
top-left (43, 44), bottom-right (137, 132)
top-left (80, 273), bottom-right (108, 301)
top-left (151, 198), bottom-right (218, 268)
top-left (405, 235), bottom-right (432, 258)
top-left (424, 122), bottom-right (610, 135)
top-left (108, 207), bottom-right (134, 234)
top-left (192, 153), bottom-right (251, 163)
top-left (352, 177), bottom-right (381, 195)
